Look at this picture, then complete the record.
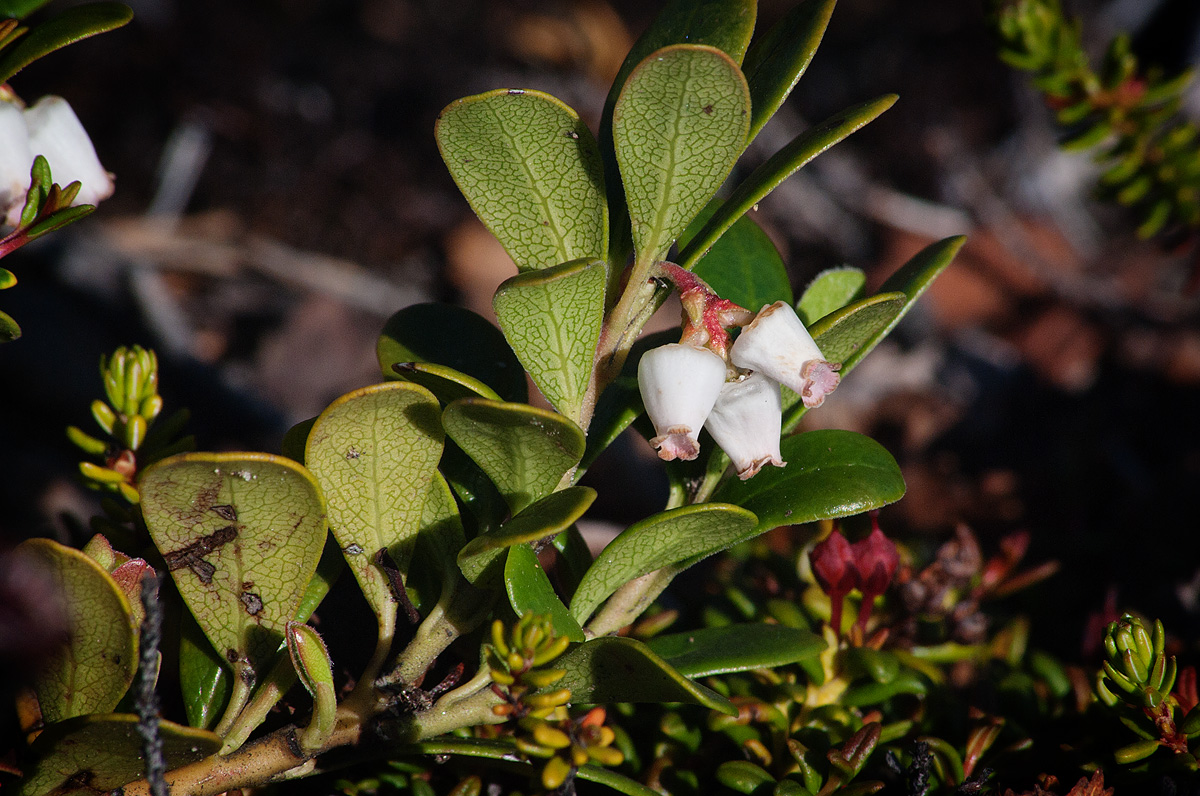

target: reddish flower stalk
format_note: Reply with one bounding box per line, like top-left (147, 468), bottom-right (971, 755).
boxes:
top-left (656, 261), bottom-right (752, 357)
top-left (850, 513), bottom-right (900, 634)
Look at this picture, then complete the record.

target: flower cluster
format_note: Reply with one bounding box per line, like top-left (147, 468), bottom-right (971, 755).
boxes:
top-left (809, 516), bottom-right (900, 639)
top-left (1, 95), bottom-right (113, 228)
top-left (636, 264), bottom-right (840, 479)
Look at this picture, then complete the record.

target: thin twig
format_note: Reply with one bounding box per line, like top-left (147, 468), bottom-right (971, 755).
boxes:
top-left (134, 571), bottom-right (167, 796)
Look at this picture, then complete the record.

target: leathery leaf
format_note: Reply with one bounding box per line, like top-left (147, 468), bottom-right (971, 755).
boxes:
top-left (505, 543), bottom-right (586, 643)
top-left (305, 382), bottom-right (444, 631)
top-left (16, 539), bottom-right (137, 724)
top-left (139, 453), bottom-right (327, 677)
top-left (436, 89), bottom-right (607, 271)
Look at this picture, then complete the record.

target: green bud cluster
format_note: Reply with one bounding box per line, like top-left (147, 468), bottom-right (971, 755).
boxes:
top-left (515, 707), bottom-right (624, 791)
top-left (66, 345), bottom-right (192, 503)
top-left (487, 615), bottom-right (572, 719)
top-left (1096, 614), bottom-right (1176, 711)
top-left (994, 0), bottom-right (1200, 237)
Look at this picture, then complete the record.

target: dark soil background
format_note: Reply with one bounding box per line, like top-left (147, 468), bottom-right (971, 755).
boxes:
top-left (3, 0), bottom-right (1200, 666)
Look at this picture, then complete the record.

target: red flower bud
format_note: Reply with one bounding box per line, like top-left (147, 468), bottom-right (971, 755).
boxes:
top-left (810, 530), bottom-right (858, 637)
top-left (850, 520), bottom-right (899, 633)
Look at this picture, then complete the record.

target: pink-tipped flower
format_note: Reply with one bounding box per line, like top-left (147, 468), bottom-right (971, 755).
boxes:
top-left (637, 343), bottom-right (727, 461)
top-left (850, 518), bottom-right (900, 634)
top-left (705, 372), bottom-right (786, 480)
top-left (730, 301), bottom-right (840, 408)
top-left (1, 102), bottom-right (34, 227)
top-left (23, 96), bottom-right (113, 211)
top-left (810, 530), bottom-right (858, 638)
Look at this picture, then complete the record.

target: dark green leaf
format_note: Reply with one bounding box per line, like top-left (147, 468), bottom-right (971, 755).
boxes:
top-left (442, 398), bottom-right (585, 516)
top-left (712, 429), bottom-right (905, 533)
top-left (549, 525), bottom-right (592, 601)
top-left (177, 609), bottom-right (230, 730)
top-left (1, 0), bottom-right (52, 20)
top-left (390, 361), bottom-right (501, 403)
top-left (808, 292), bottom-right (906, 364)
top-left (796, 266), bottom-right (866, 325)
top-left (854, 235), bottom-right (965, 372)
top-left (403, 738), bottom-right (660, 796)
top-left (716, 761), bottom-right (777, 794)
top-left (554, 636), bottom-right (737, 715)
top-left (741, 0), bottom-right (837, 142)
top-left (378, 303), bottom-right (526, 403)
top-left (0, 2), bottom-right (132, 84)
top-left (435, 89), bottom-right (607, 271)
top-left (678, 96), bottom-right (897, 270)
top-left (647, 624), bottom-right (825, 677)
top-left (16, 539), bottom-right (136, 723)
top-left (504, 543), bottom-right (585, 642)
top-left (614, 44), bottom-right (750, 265)
top-left (406, 473), bottom-right (468, 614)
top-left (680, 201), bottom-right (792, 310)
top-left (457, 486), bottom-right (595, 586)
top-left (280, 416), bottom-right (316, 464)
top-left (570, 503), bottom-right (756, 624)
top-left (492, 258), bottom-right (606, 425)
top-left (15, 714), bottom-right (220, 796)
top-left (843, 646), bottom-right (900, 684)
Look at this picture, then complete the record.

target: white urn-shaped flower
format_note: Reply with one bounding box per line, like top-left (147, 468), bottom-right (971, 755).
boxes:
top-left (705, 372), bottom-right (786, 480)
top-left (23, 96), bottom-right (114, 209)
top-left (637, 342), bottom-right (727, 461)
top-left (1, 102), bottom-right (34, 227)
top-left (730, 301), bottom-right (840, 408)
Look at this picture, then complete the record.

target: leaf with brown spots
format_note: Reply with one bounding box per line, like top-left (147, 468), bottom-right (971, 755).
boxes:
top-left (139, 453), bottom-right (328, 682)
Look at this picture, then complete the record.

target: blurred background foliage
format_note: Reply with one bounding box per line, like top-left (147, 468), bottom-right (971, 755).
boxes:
top-left (2, 0), bottom-right (1199, 675)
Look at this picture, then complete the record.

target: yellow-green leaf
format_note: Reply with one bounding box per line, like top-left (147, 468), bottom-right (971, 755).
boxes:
top-left (614, 44), bottom-right (750, 265)
top-left (492, 258), bottom-right (606, 425)
top-left (796, 266), bottom-right (866, 326)
top-left (505, 543), bottom-right (586, 643)
top-left (436, 89), bottom-right (608, 271)
top-left (16, 539), bottom-right (137, 724)
top-left (15, 713), bottom-right (220, 796)
top-left (305, 382), bottom-right (444, 631)
top-left (139, 453), bottom-right (327, 678)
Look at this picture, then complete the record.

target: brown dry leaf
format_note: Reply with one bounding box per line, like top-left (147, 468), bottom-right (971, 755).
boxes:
top-left (1064, 770), bottom-right (1113, 796)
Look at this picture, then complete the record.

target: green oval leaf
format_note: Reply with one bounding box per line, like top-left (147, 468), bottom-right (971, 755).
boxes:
top-left (808, 292), bottom-right (907, 364)
top-left (553, 636), bottom-right (737, 715)
top-left (406, 472), bottom-right (468, 614)
top-left (492, 258), bottom-right (606, 425)
top-left (843, 646), bottom-right (901, 684)
top-left (614, 44), bottom-right (750, 265)
top-left (796, 266), bottom-right (866, 326)
top-left (457, 486), bottom-right (596, 586)
top-left (306, 383), bottom-right (444, 631)
top-left (378, 303), bottom-right (526, 403)
top-left (683, 203), bottom-right (793, 310)
top-left (504, 543), bottom-right (585, 643)
top-left (570, 503), bottom-right (756, 624)
top-left (646, 624), bottom-right (826, 678)
top-left (716, 761), bottom-right (777, 794)
top-left (405, 738), bottom-right (661, 796)
top-left (15, 714), bottom-right (221, 796)
top-left (741, 0), bottom-right (837, 142)
top-left (1, 0), bottom-right (52, 20)
top-left (436, 89), bottom-right (607, 271)
top-left (0, 2), bottom-right (133, 84)
top-left (712, 429), bottom-right (905, 533)
top-left (140, 453), bottom-right (327, 676)
top-left (678, 95), bottom-right (896, 270)
top-left (16, 539), bottom-right (136, 724)
top-left (442, 398), bottom-right (585, 516)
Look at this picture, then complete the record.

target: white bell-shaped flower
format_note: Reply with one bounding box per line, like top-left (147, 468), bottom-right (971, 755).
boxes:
top-left (730, 301), bottom-right (840, 408)
top-left (1, 102), bottom-right (34, 228)
top-left (706, 372), bottom-right (786, 480)
top-left (637, 342), bottom-right (727, 461)
top-left (23, 96), bottom-right (114, 209)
